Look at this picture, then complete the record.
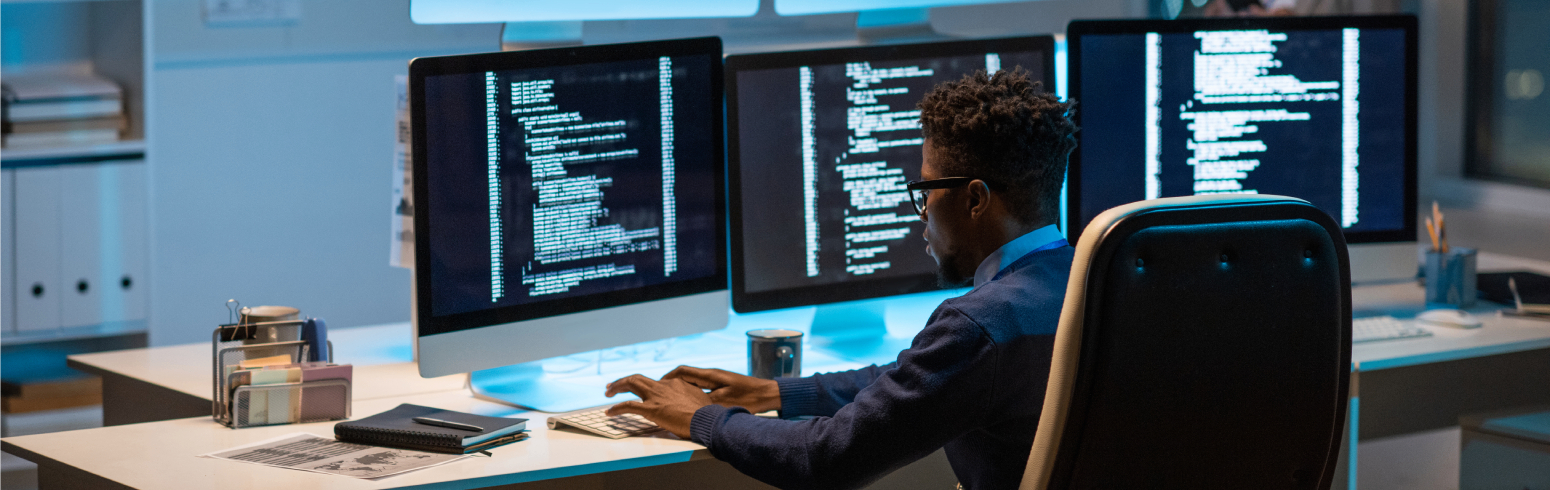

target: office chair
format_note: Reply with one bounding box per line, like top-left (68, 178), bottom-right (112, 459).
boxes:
top-left (1021, 195), bottom-right (1352, 490)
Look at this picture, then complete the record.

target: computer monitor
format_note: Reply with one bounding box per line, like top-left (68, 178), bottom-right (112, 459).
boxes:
top-left (410, 37), bottom-right (727, 411)
top-left (725, 37), bottom-right (1056, 315)
top-left (1066, 16), bottom-right (1418, 282)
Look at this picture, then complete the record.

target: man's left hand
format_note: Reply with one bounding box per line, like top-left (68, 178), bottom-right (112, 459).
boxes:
top-left (604, 374), bottom-right (713, 438)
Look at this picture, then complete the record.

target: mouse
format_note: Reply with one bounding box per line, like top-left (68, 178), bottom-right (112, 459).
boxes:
top-left (1416, 309), bottom-right (1483, 329)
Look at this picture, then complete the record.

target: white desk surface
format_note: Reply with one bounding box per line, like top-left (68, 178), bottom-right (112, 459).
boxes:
top-left (23, 252), bottom-right (1550, 489)
top-left (1352, 252), bottom-right (1550, 371)
top-left (1, 390), bottom-right (709, 490)
top-left (66, 323), bottom-right (467, 402)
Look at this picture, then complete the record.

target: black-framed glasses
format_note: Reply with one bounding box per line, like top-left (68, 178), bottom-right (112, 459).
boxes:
top-left (905, 177), bottom-right (975, 216)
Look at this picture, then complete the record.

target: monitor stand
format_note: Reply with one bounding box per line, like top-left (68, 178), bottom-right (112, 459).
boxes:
top-left (470, 350), bottom-right (708, 413)
top-left (469, 332), bottom-right (745, 413)
top-left (809, 301), bottom-right (894, 359)
top-left (1349, 241), bottom-right (1421, 285)
top-left (469, 363), bottom-right (614, 413)
top-left (807, 289), bottom-right (964, 361)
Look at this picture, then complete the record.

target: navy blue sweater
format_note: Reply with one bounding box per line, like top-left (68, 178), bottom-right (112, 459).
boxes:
top-left (689, 246), bottom-right (1075, 489)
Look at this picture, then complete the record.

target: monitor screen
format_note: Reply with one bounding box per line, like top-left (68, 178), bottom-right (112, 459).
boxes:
top-left (726, 37), bottom-right (1055, 312)
top-left (413, 38), bottom-right (726, 339)
top-left (1067, 16), bottom-right (1417, 244)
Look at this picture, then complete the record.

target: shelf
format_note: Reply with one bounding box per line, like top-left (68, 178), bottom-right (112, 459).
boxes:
top-left (0, 0), bottom-right (132, 4)
top-left (0, 139), bottom-right (145, 168)
top-left (0, 320), bottom-right (147, 346)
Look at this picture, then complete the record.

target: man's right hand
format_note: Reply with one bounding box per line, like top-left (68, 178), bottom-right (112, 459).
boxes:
top-left (662, 366), bottom-right (782, 414)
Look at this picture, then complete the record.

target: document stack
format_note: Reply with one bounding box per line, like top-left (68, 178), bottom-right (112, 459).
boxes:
top-left (1, 72), bottom-right (126, 150)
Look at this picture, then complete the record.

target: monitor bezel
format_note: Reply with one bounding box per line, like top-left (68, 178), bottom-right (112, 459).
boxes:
top-left (410, 37), bottom-right (728, 337)
top-left (724, 36), bottom-right (1057, 313)
top-left (1065, 15), bottom-right (1419, 245)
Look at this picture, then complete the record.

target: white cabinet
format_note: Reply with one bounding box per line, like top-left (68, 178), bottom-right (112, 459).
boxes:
top-left (12, 167), bottom-right (65, 334)
top-left (4, 161), bottom-right (149, 340)
top-left (3, 169), bottom-right (15, 334)
top-left (57, 162), bottom-right (149, 329)
top-left (1, 0), bottom-right (149, 343)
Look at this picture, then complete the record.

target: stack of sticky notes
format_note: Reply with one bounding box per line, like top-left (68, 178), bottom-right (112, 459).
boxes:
top-left (227, 360), bottom-right (352, 427)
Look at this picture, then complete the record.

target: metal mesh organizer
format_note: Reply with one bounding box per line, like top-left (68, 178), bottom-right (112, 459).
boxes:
top-left (211, 321), bottom-right (350, 428)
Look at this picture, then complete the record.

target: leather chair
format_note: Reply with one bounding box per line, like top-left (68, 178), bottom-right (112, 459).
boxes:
top-left (1021, 195), bottom-right (1352, 489)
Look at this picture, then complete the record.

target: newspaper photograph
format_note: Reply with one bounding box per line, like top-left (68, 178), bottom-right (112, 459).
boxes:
top-left (202, 432), bottom-right (468, 480)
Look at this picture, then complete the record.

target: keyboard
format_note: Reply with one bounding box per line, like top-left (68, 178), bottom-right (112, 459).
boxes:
top-left (1353, 315), bottom-right (1433, 343)
top-left (547, 408), bottom-right (662, 439)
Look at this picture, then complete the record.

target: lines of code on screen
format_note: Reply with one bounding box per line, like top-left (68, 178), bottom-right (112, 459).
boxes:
top-left (424, 56), bottom-right (719, 318)
top-left (1078, 28), bottom-right (1407, 234)
top-left (736, 51), bottom-right (1045, 294)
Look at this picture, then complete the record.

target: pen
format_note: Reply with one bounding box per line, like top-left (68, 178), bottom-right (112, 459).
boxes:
top-left (413, 416), bottom-right (483, 432)
top-left (1511, 277), bottom-right (1524, 312)
top-left (1431, 201), bottom-right (1448, 253)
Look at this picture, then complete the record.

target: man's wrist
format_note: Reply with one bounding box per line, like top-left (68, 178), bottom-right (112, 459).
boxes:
top-left (689, 404), bottom-right (731, 448)
top-left (774, 376), bottom-right (820, 418)
top-left (760, 378), bottom-right (782, 413)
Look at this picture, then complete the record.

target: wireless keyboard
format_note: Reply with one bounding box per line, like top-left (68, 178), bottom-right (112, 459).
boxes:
top-left (1352, 315), bottom-right (1433, 343)
top-left (547, 408), bottom-right (662, 439)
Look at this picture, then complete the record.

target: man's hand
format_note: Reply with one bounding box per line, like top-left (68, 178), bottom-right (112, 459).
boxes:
top-left (604, 374), bottom-right (713, 438)
top-left (662, 366), bottom-right (781, 414)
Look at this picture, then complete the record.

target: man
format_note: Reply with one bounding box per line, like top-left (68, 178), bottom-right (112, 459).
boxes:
top-left (605, 68), bottom-right (1078, 489)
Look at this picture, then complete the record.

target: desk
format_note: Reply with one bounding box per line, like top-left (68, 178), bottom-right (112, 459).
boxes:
top-left (65, 323), bottom-right (467, 426)
top-left (1350, 252), bottom-right (1550, 440)
top-left (1, 391), bottom-right (745, 489)
top-left (12, 292), bottom-right (966, 490)
top-left (8, 255), bottom-right (1550, 489)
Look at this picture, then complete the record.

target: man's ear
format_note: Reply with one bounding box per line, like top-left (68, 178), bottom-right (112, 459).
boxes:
top-left (966, 180), bottom-right (993, 221)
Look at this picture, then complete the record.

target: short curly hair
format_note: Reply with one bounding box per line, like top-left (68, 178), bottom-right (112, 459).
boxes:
top-left (917, 68), bottom-right (1077, 225)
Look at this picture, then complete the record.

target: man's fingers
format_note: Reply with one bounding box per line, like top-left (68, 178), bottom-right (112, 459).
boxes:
top-left (605, 400), bottom-right (649, 418)
top-left (664, 366), bottom-right (722, 389)
top-left (660, 366), bottom-right (695, 380)
top-left (605, 374), bottom-right (655, 398)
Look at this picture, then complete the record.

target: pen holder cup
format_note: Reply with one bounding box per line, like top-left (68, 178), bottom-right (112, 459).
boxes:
top-left (1424, 247), bottom-right (1477, 309)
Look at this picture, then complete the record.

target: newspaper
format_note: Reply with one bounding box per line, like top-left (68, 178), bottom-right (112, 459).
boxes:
top-left (202, 432), bottom-right (468, 480)
top-left (390, 74), bottom-right (415, 269)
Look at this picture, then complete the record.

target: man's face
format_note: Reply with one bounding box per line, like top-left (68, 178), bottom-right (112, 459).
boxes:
top-left (920, 140), bottom-right (976, 288)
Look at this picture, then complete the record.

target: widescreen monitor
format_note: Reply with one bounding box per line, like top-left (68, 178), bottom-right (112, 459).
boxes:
top-left (410, 38), bottom-right (728, 409)
top-left (726, 36), bottom-right (1056, 313)
top-left (1067, 16), bottom-right (1418, 281)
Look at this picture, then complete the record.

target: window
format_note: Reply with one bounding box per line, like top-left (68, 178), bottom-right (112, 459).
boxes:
top-left (1466, 0), bottom-right (1550, 187)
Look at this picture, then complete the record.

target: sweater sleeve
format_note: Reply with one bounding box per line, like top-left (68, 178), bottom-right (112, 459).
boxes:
top-left (689, 305), bottom-right (997, 490)
top-left (775, 362), bottom-right (896, 418)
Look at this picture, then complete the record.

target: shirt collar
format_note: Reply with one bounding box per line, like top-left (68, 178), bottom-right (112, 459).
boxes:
top-left (972, 224), bottom-right (1065, 288)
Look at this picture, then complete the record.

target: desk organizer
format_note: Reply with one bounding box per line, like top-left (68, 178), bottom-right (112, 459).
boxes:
top-left (211, 321), bottom-right (351, 428)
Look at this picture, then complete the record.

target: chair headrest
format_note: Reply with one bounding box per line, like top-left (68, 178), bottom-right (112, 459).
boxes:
top-left (1076, 195), bottom-right (1311, 251)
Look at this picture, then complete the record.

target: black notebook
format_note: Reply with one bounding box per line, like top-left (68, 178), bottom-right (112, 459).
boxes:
top-left (1478, 271), bottom-right (1550, 306)
top-left (335, 403), bottom-right (528, 454)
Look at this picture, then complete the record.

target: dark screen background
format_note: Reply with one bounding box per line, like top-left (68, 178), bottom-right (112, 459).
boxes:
top-left (1075, 28), bottom-right (1408, 234)
top-left (423, 55), bottom-right (720, 320)
top-left (735, 52), bottom-right (1046, 294)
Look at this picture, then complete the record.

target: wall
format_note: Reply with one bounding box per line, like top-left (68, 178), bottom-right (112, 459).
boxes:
top-left (1, 2), bottom-right (91, 72)
top-left (145, 0), bottom-right (498, 345)
top-left (1416, 0), bottom-right (1550, 217)
top-left (141, 0), bottom-right (1136, 346)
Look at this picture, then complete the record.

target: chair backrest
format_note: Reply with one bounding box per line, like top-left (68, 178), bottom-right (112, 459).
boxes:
top-left (1021, 195), bottom-right (1352, 490)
